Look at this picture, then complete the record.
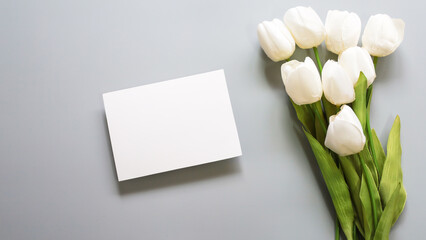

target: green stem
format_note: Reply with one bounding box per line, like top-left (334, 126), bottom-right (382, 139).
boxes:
top-left (311, 48), bottom-right (329, 129)
top-left (335, 216), bottom-right (340, 240)
top-left (368, 59), bottom-right (380, 179)
top-left (367, 85), bottom-right (373, 104)
top-left (356, 154), bottom-right (378, 230)
top-left (310, 103), bottom-right (327, 134)
top-left (313, 47), bottom-right (323, 74)
top-left (366, 108), bottom-right (380, 180)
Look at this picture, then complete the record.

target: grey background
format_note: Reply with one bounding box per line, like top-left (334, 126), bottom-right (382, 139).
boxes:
top-left (0, 0), bottom-right (424, 239)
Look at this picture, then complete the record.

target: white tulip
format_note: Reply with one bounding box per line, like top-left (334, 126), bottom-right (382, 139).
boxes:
top-left (362, 14), bottom-right (405, 57)
top-left (281, 57), bottom-right (322, 105)
top-left (338, 47), bottom-right (376, 86)
top-left (325, 105), bottom-right (366, 156)
top-left (322, 60), bottom-right (355, 105)
top-left (257, 19), bottom-right (296, 62)
top-left (283, 6), bottom-right (326, 49)
top-left (325, 10), bottom-right (361, 55)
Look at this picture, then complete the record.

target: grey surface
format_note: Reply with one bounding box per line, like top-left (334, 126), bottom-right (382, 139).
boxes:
top-left (0, 0), bottom-right (424, 239)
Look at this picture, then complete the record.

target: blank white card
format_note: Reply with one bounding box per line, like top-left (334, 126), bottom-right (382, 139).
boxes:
top-left (103, 70), bottom-right (242, 181)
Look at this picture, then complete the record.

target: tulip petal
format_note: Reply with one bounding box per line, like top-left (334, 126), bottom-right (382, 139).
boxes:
top-left (322, 60), bottom-right (355, 105)
top-left (281, 60), bottom-right (301, 85)
top-left (281, 57), bottom-right (322, 105)
top-left (326, 119), bottom-right (365, 156)
top-left (341, 13), bottom-right (361, 50)
top-left (285, 67), bottom-right (321, 105)
top-left (339, 47), bottom-right (376, 86)
top-left (325, 105), bottom-right (366, 156)
top-left (393, 18), bottom-right (405, 48)
top-left (257, 19), bottom-right (296, 62)
top-left (325, 10), bottom-right (361, 54)
top-left (284, 6), bottom-right (326, 49)
top-left (362, 14), bottom-right (405, 57)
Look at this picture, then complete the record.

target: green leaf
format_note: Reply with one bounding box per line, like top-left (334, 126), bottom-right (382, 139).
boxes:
top-left (339, 156), bottom-right (364, 235)
top-left (359, 146), bottom-right (379, 186)
top-left (367, 85), bottom-right (373, 109)
top-left (322, 96), bottom-right (339, 120)
top-left (371, 129), bottom-right (386, 178)
top-left (379, 116), bottom-right (405, 207)
top-left (365, 85), bottom-right (373, 145)
top-left (339, 156), bottom-right (366, 236)
top-left (353, 72), bottom-right (367, 131)
top-left (373, 183), bottom-right (406, 240)
top-left (303, 129), bottom-right (355, 240)
top-left (314, 100), bottom-right (325, 120)
top-left (355, 219), bottom-right (365, 239)
top-left (365, 84), bottom-right (381, 182)
top-left (312, 101), bottom-right (326, 145)
top-left (315, 116), bottom-right (326, 145)
top-left (379, 116), bottom-right (406, 229)
top-left (291, 100), bottom-right (315, 135)
top-left (359, 167), bottom-right (383, 240)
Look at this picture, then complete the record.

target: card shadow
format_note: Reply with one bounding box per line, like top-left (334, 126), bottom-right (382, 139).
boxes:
top-left (117, 157), bottom-right (242, 195)
top-left (102, 112), bottom-right (242, 195)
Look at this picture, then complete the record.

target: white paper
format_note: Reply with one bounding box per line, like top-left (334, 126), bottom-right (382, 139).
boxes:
top-left (103, 69), bottom-right (242, 181)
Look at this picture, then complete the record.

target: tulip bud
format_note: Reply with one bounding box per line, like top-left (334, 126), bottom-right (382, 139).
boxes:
top-left (257, 19), bottom-right (296, 62)
top-left (322, 60), bottom-right (355, 105)
top-left (338, 46), bottom-right (376, 86)
top-left (325, 105), bottom-right (366, 156)
top-left (283, 6), bottom-right (326, 49)
top-left (281, 57), bottom-right (322, 105)
top-left (362, 14), bottom-right (405, 57)
top-left (325, 10), bottom-right (361, 55)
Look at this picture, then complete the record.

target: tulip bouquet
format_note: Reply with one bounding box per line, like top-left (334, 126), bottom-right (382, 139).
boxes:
top-left (258, 7), bottom-right (406, 240)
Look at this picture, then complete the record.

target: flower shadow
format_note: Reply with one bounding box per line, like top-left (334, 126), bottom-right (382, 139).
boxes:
top-left (259, 49), bottom-right (284, 89)
top-left (260, 46), bottom-right (317, 89)
top-left (375, 51), bottom-right (405, 84)
top-left (260, 45), bottom-right (337, 219)
top-left (260, 44), bottom-right (337, 90)
top-left (287, 101), bottom-right (336, 220)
